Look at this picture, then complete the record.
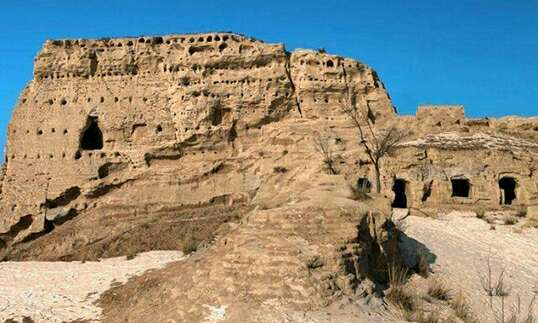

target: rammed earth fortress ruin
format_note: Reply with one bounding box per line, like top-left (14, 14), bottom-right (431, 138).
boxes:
top-left (1, 32), bottom-right (537, 245)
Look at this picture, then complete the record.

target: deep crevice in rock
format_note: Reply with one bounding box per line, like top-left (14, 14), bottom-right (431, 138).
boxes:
top-left (284, 51), bottom-right (302, 116)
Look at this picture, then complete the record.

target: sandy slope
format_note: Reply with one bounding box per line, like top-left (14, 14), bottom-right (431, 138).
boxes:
top-left (0, 251), bottom-right (184, 322)
top-left (402, 213), bottom-right (538, 322)
top-left (1, 213), bottom-right (535, 323)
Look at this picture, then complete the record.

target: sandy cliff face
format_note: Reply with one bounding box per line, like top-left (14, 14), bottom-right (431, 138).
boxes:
top-left (0, 33), bottom-right (395, 241)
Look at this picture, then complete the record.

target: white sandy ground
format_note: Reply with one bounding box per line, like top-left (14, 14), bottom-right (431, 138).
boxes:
top-left (0, 251), bottom-right (184, 322)
top-left (401, 212), bottom-right (538, 322)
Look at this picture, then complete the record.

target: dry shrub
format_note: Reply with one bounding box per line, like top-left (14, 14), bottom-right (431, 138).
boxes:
top-left (388, 263), bottom-right (409, 287)
top-left (386, 285), bottom-right (418, 319)
top-left (181, 237), bottom-right (199, 255)
top-left (305, 255), bottom-right (324, 270)
top-left (427, 277), bottom-right (451, 301)
top-left (476, 208), bottom-right (486, 219)
top-left (386, 264), bottom-right (418, 317)
top-left (489, 291), bottom-right (536, 323)
top-left (477, 251), bottom-right (537, 323)
top-left (504, 216), bottom-right (518, 225)
top-left (450, 290), bottom-right (475, 323)
top-left (514, 209), bottom-right (527, 218)
top-left (503, 294), bottom-right (536, 323)
top-left (523, 219), bottom-right (538, 229)
top-left (417, 311), bottom-right (441, 323)
top-left (479, 254), bottom-right (511, 300)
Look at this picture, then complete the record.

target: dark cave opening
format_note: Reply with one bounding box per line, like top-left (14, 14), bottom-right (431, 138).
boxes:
top-left (451, 178), bottom-right (470, 198)
top-left (80, 117), bottom-right (103, 150)
top-left (499, 177), bottom-right (517, 205)
top-left (392, 179), bottom-right (407, 208)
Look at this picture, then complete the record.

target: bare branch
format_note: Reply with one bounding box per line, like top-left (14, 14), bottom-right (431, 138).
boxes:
top-left (341, 102), bottom-right (405, 193)
top-left (312, 131), bottom-right (338, 175)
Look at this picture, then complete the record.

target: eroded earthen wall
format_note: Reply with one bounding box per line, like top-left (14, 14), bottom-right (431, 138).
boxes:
top-left (0, 33), bottom-right (396, 234)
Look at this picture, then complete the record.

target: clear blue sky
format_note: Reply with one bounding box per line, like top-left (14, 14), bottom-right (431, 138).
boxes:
top-left (1, 0), bottom-right (537, 156)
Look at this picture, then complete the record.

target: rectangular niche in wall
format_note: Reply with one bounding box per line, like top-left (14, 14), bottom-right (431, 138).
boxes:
top-left (451, 178), bottom-right (470, 198)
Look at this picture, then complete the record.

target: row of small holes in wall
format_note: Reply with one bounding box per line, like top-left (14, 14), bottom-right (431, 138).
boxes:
top-left (298, 59), bottom-right (336, 68)
top-left (25, 92), bottom-right (230, 109)
top-left (166, 60), bottom-right (273, 74)
top-left (50, 34), bottom-right (250, 49)
top-left (94, 43), bottom-right (228, 56)
top-left (183, 150), bottom-right (220, 156)
top-left (11, 202), bottom-right (98, 211)
top-left (10, 152), bottom-right (68, 160)
top-left (37, 49), bottom-right (248, 81)
top-left (12, 128), bottom-right (68, 135)
top-left (22, 78), bottom-right (290, 109)
top-left (45, 41), bottom-right (269, 78)
top-left (179, 75), bottom-right (287, 88)
top-left (36, 70), bottom-right (138, 80)
top-left (21, 96), bottom-right (110, 106)
top-left (38, 69), bottom-right (145, 80)
top-left (37, 65), bottom-right (211, 80)
top-left (37, 59), bottom-right (281, 81)
top-left (299, 96), bottom-right (343, 104)
top-left (134, 42), bottom-right (232, 58)
top-left (22, 92), bottom-right (224, 107)
top-left (36, 66), bottom-right (280, 81)
top-left (9, 151), bottom-right (111, 160)
top-left (298, 77), bottom-right (346, 83)
top-left (180, 123), bottom-right (263, 133)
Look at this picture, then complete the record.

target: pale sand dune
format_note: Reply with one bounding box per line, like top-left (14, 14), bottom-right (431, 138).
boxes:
top-left (0, 251), bottom-right (184, 322)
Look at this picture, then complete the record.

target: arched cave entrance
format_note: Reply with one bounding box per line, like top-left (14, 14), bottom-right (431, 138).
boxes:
top-left (451, 178), bottom-right (470, 198)
top-left (80, 117), bottom-right (103, 150)
top-left (391, 179), bottom-right (407, 208)
top-left (499, 177), bottom-right (517, 205)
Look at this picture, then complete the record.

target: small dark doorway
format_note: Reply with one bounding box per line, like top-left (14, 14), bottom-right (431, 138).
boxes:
top-left (357, 177), bottom-right (372, 193)
top-left (451, 178), bottom-right (470, 198)
top-left (80, 117), bottom-right (103, 150)
top-left (392, 179), bottom-right (407, 208)
top-left (499, 177), bottom-right (517, 205)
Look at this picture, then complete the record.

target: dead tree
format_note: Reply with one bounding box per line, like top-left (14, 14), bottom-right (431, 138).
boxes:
top-left (342, 103), bottom-right (404, 193)
top-left (476, 250), bottom-right (536, 323)
top-left (313, 131), bottom-right (338, 175)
